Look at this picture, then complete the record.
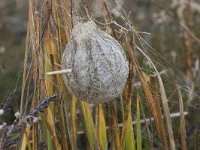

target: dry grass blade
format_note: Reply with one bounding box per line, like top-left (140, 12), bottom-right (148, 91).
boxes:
top-left (120, 33), bottom-right (135, 150)
top-left (97, 104), bottom-right (107, 150)
top-left (157, 72), bottom-right (176, 150)
top-left (44, 37), bottom-right (61, 150)
top-left (44, 32), bottom-right (64, 150)
top-left (136, 61), bottom-right (168, 150)
top-left (21, 128), bottom-right (31, 150)
top-left (20, 13), bottom-right (31, 150)
top-left (80, 101), bottom-right (97, 150)
top-left (176, 85), bottom-right (187, 150)
top-left (43, 0), bottom-right (69, 147)
top-left (32, 124), bottom-right (38, 150)
top-left (59, 0), bottom-right (72, 37)
top-left (150, 77), bottom-right (168, 148)
top-left (136, 45), bottom-right (176, 150)
top-left (111, 101), bottom-right (121, 150)
top-left (44, 107), bottom-right (61, 150)
top-left (49, 51), bottom-right (69, 150)
top-left (20, 19), bottom-right (30, 113)
top-left (71, 96), bottom-right (77, 150)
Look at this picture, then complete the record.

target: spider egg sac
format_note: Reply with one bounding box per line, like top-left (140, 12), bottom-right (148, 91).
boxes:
top-left (61, 21), bottom-right (129, 104)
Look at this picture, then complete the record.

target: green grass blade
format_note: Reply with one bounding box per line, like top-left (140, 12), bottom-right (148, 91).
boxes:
top-left (136, 92), bottom-right (142, 150)
top-left (125, 110), bottom-right (136, 150)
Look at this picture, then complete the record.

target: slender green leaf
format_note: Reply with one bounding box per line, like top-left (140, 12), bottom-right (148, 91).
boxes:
top-left (136, 92), bottom-right (142, 150)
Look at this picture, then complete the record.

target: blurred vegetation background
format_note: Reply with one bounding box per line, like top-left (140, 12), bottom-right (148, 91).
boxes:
top-left (0, 0), bottom-right (200, 149)
top-left (0, 0), bottom-right (27, 100)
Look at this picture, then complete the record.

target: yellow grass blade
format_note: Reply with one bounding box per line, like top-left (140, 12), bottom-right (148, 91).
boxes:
top-left (44, 35), bottom-right (61, 150)
top-left (121, 94), bottom-right (134, 150)
top-left (21, 128), bottom-right (31, 150)
top-left (80, 101), bottom-right (97, 150)
top-left (32, 124), bottom-right (37, 150)
top-left (44, 35), bottom-right (55, 150)
top-left (42, 2), bottom-right (70, 146)
top-left (97, 104), bottom-right (107, 150)
top-left (44, 107), bottom-right (61, 150)
top-left (123, 89), bottom-right (136, 150)
top-left (125, 110), bottom-right (136, 150)
top-left (47, 39), bottom-right (69, 150)
top-left (71, 96), bottom-right (77, 150)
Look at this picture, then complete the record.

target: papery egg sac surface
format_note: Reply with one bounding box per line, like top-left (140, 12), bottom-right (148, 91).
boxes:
top-left (62, 21), bottom-right (129, 104)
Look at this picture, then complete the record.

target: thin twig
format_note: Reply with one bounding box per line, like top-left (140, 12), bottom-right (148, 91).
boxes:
top-left (46, 69), bottom-right (72, 75)
top-left (77, 112), bottom-right (188, 135)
